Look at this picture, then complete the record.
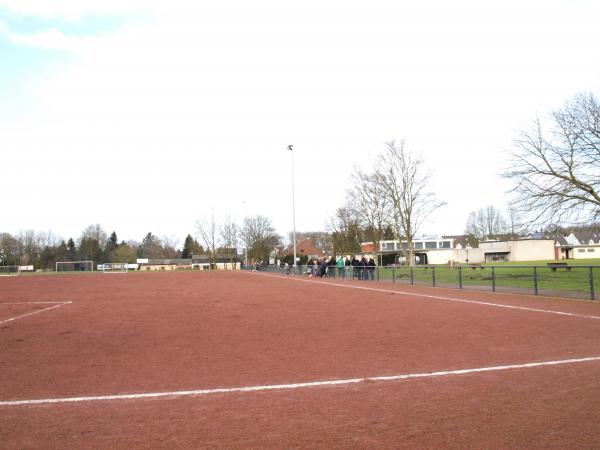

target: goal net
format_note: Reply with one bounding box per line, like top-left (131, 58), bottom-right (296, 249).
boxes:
top-left (0, 265), bottom-right (20, 276)
top-left (55, 261), bottom-right (94, 272)
top-left (101, 262), bottom-right (129, 273)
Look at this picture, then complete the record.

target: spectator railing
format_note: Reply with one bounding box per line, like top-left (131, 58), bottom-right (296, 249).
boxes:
top-left (254, 263), bottom-right (599, 301)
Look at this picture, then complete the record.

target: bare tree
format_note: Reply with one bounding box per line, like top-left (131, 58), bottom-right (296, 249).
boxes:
top-left (16, 230), bottom-right (38, 265)
top-left (240, 215), bottom-right (280, 263)
top-left (81, 224), bottom-right (108, 249)
top-left (220, 213), bottom-right (239, 269)
top-left (161, 235), bottom-right (181, 259)
top-left (375, 140), bottom-right (445, 266)
top-left (326, 207), bottom-right (363, 256)
top-left (506, 206), bottom-right (526, 237)
top-left (505, 92), bottom-right (600, 226)
top-left (465, 206), bottom-right (508, 241)
top-left (346, 168), bottom-right (391, 263)
top-left (196, 214), bottom-right (219, 264)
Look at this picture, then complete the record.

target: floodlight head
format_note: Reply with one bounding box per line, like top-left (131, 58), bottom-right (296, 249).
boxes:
top-left (288, 145), bottom-right (293, 151)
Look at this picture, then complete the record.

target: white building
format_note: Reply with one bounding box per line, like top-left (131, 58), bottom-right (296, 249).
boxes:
top-left (362, 235), bottom-right (559, 265)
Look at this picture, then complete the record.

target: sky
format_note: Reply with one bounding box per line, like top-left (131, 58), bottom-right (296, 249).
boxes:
top-left (1, 0), bottom-right (600, 247)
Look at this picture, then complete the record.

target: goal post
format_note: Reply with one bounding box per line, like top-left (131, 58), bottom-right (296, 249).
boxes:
top-left (0, 265), bottom-right (20, 276)
top-left (101, 262), bottom-right (129, 273)
top-left (55, 261), bottom-right (94, 272)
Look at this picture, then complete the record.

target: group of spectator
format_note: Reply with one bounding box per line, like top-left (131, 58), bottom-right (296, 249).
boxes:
top-left (304, 255), bottom-right (377, 280)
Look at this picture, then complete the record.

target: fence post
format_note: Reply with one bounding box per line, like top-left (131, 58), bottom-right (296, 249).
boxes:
top-left (392, 265), bottom-right (395, 283)
top-left (432, 266), bottom-right (436, 287)
top-left (458, 266), bottom-right (463, 289)
top-left (410, 266), bottom-right (414, 285)
top-left (377, 265), bottom-right (380, 281)
top-left (533, 266), bottom-right (539, 296)
top-left (590, 267), bottom-right (595, 301)
top-left (492, 267), bottom-right (496, 292)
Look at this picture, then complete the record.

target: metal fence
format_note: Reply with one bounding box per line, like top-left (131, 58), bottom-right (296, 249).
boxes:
top-left (254, 264), bottom-right (600, 301)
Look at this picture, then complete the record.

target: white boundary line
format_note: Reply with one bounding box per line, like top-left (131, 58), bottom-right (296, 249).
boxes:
top-left (255, 273), bottom-right (600, 321)
top-left (2, 356), bottom-right (599, 407)
top-left (0, 301), bottom-right (72, 325)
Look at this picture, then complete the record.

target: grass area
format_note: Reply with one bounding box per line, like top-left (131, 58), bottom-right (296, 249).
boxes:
top-left (374, 260), bottom-right (600, 298)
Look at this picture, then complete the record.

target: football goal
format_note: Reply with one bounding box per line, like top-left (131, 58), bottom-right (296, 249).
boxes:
top-left (55, 261), bottom-right (94, 272)
top-left (0, 265), bottom-right (20, 276)
top-left (101, 262), bottom-right (129, 273)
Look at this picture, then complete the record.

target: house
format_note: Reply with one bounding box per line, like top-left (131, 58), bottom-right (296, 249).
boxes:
top-left (557, 231), bottom-right (600, 260)
top-left (279, 239), bottom-right (326, 261)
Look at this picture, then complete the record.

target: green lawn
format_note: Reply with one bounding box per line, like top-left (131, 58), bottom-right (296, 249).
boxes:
top-left (374, 260), bottom-right (600, 299)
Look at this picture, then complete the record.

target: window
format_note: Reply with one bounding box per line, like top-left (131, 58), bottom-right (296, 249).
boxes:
top-left (578, 249), bottom-right (586, 253)
top-left (588, 248), bottom-right (595, 252)
top-left (414, 242), bottom-right (423, 249)
top-left (439, 241), bottom-right (451, 249)
top-left (425, 241), bottom-right (437, 249)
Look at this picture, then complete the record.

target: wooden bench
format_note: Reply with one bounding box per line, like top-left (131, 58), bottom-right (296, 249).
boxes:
top-left (469, 263), bottom-right (484, 270)
top-left (547, 262), bottom-right (572, 272)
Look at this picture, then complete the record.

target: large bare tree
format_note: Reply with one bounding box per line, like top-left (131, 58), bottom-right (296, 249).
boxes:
top-left (346, 168), bottom-right (391, 263)
top-left (375, 140), bottom-right (445, 266)
top-left (506, 92), bottom-right (600, 226)
top-left (240, 215), bottom-right (280, 263)
top-left (220, 213), bottom-right (239, 268)
top-left (465, 205), bottom-right (508, 241)
top-left (196, 214), bottom-right (219, 264)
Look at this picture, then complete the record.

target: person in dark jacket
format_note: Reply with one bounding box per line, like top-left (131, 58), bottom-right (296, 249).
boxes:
top-left (360, 256), bottom-right (368, 280)
top-left (368, 257), bottom-right (376, 280)
top-left (317, 258), bottom-right (328, 277)
top-left (344, 256), bottom-right (350, 278)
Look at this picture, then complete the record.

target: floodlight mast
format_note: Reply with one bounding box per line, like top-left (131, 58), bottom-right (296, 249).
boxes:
top-left (288, 144), bottom-right (297, 272)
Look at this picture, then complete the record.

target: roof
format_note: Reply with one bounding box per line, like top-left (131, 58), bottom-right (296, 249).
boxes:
top-left (570, 230), bottom-right (600, 245)
top-left (280, 239), bottom-right (326, 257)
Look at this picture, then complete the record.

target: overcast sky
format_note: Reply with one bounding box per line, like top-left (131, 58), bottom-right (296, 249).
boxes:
top-left (1, 0), bottom-right (599, 246)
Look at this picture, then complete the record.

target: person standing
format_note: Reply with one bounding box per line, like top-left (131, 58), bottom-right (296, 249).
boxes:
top-left (360, 256), bottom-right (368, 280)
top-left (368, 256), bottom-right (376, 280)
top-left (336, 256), bottom-right (343, 278)
top-left (351, 256), bottom-right (358, 279)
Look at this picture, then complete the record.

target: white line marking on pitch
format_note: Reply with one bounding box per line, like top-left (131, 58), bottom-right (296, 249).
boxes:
top-left (1, 356), bottom-right (599, 407)
top-left (256, 273), bottom-right (600, 320)
top-left (0, 301), bottom-right (72, 325)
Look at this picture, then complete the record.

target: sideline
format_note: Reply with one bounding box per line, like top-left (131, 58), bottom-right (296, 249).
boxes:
top-left (2, 356), bottom-right (599, 407)
top-left (252, 272), bottom-right (600, 320)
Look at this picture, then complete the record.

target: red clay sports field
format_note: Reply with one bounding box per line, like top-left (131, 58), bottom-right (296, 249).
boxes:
top-left (2, 270), bottom-right (600, 448)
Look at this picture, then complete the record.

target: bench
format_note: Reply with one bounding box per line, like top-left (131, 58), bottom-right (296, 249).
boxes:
top-left (547, 262), bottom-right (572, 272)
top-left (469, 263), bottom-right (484, 270)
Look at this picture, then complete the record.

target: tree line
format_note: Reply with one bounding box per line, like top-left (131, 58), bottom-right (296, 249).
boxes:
top-left (0, 214), bottom-right (283, 270)
top-left (0, 225), bottom-right (189, 269)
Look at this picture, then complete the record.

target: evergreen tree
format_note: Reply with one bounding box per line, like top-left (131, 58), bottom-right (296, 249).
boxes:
top-left (105, 231), bottom-right (119, 262)
top-left (181, 234), bottom-right (195, 258)
top-left (56, 240), bottom-right (68, 262)
top-left (66, 238), bottom-right (76, 261)
top-left (139, 232), bottom-right (163, 258)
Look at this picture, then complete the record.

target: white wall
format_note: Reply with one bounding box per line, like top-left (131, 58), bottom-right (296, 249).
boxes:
top-left (509, 240), bottom-right (555, 261)
top-left (573, 246), bottom-right (600, 259)
top-left (422, 248), bottom-right (484, 264)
